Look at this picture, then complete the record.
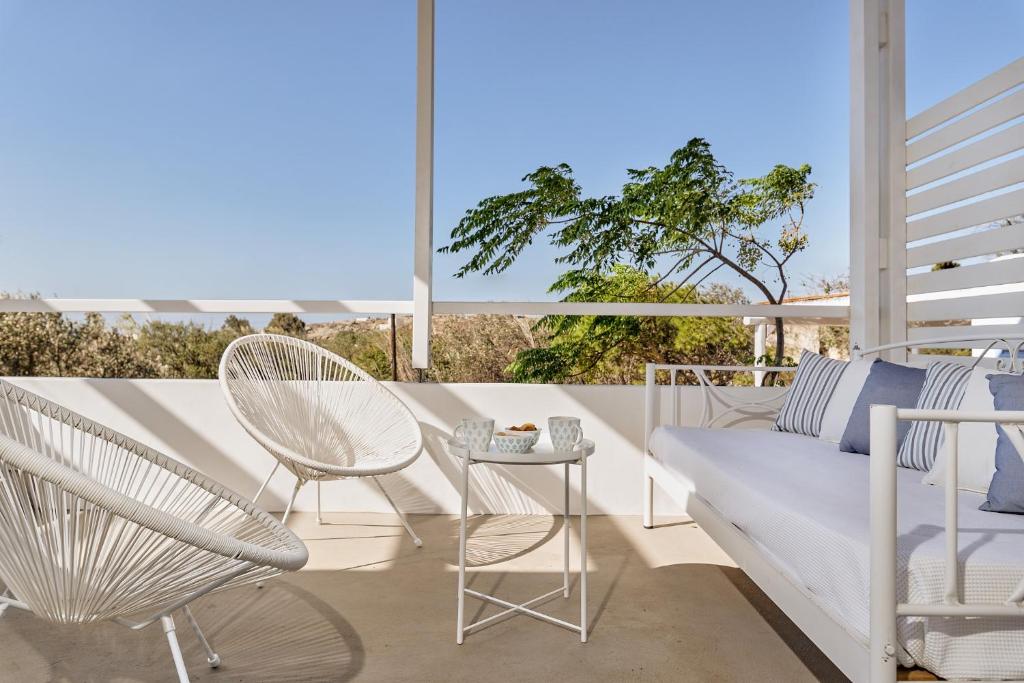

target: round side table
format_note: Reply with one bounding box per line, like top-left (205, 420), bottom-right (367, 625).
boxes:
top-left (448, 438), bottom-right (595, 644)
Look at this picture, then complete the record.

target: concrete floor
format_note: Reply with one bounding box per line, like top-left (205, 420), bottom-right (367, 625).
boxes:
top-left (0, 513), bottom-right (850, 683)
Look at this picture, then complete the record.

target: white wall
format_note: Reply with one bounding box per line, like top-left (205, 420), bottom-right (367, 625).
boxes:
top-left (3, 378), bottom-right (776, 516)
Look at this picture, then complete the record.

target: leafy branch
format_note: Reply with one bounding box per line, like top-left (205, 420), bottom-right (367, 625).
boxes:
top-left (440, 138), bottom-right (815, 373)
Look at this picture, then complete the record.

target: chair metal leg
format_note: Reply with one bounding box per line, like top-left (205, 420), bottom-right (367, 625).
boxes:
top-left (182, 605), bottom-right (220, 668)
top-left (161, 615), bottom-right (190, 683)
top-left (372, 476), bottom-right (423, 547)
top-left (280, 479), bottom-right (303, 526)
top-left (253, 461), bottom-right (281, 506)
top-left (316, 479), bottom-right (323, 525)
top-left (258, 479), bottom-right (302, 590)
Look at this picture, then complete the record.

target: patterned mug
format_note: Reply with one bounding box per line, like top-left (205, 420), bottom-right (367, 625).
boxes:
top-left (454, 417), bottom-right (494, 452)
top-left (548, 416), bottom-right (583, 452)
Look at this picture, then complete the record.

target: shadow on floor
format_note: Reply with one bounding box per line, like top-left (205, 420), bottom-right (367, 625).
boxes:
top-left (0, 580), bottom-right (364, 683)
top-left (719, 566), bottom-right (849, 683)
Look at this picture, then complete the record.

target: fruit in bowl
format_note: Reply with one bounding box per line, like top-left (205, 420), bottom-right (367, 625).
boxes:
top-left (494, 430), bottom-right (538, 454)
top-left (505, 423), bottom-right (541, 447)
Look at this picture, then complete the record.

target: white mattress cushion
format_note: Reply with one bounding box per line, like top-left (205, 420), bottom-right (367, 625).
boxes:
top-left (650, 426), bottom-right (1024, 680)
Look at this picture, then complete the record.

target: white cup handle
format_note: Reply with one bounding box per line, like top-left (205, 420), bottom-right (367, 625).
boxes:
top-left (572, 425), bottom-right (584, 447)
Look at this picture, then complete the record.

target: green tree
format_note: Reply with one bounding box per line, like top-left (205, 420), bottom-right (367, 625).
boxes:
top-left (505, 266), bottom-right (751, 383)
top-left (136, 316), bottom-right (253, 379)
top-left (65, 314), bottom-right (155, 377)
top-left (265, 313), bottom-right (307, 338)
top-left (429, 314), bottom-right (543, 383)
top-left (223, 315), bottom-right (254, 336)
top-left (318, 329), bottom-right (392, 380)
top-left (440, 138), bottom-right (814, 368)
top-left (0, 295), bottom-right (153, 377)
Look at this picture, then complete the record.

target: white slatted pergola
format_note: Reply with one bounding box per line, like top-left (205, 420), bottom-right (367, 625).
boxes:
top-left (852, 0), bottom-right (1024, 359)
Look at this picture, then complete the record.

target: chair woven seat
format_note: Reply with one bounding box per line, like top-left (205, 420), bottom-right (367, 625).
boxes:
top-left (219, 334), bottom-right (425, 545)
top-left (0, 379), bottom-right (307, 625)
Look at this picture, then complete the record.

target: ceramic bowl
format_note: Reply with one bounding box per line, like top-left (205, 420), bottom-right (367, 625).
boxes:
top-left (506, 428), bottom-right (541, 447)
top-left (493, 431), bottom-right (536, 454)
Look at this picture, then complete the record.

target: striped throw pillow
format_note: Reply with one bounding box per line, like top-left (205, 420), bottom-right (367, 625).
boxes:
top-left (773, 350), bottom-right (849, 437)
top-left (897, 361), bottom-right (972, 471)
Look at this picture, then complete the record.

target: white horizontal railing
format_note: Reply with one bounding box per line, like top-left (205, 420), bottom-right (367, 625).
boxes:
top-left (0, 298), bottom-right (851, 319)
top-left (0, 299), bottom-right (414, 315)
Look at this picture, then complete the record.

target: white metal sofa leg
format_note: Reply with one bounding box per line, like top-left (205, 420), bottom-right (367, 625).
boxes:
top-left (643, 468), bottom-right (654, 529)
top-left (161, 615), bottom-right (190, 683)
top-left (182, 605), bottom-right (221, 668)
top-left (869, 405), bottom-right (899, 682)
top-left (643, 362), bottom-right (656, 529)
top-left (373, 476), bottom-right (423, 547)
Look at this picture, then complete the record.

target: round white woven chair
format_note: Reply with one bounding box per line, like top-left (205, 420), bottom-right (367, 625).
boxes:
top-left (0, 379), bottom-right (308, 683)
top-left (219, 334), bottom-right (425, 546)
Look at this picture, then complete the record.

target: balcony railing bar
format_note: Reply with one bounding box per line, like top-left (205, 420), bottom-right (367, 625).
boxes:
top-left (0, 298), bottom-right (851, 319)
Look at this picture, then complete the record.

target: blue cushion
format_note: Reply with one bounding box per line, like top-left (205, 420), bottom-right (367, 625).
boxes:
top-left (980, 374), bottom-right (1024, 514)
top-left (839, 360), bottom-right (926, 455)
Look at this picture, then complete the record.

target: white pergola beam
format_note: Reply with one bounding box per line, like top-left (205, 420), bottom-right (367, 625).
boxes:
top-left (850, 0), bottom-right (883, 354)
top-left (412, 0), bottom-right (435, 369)
top-left (884, 0), bottom-right (907, 359)
top-left (850, 0), bottom-right (906, 359)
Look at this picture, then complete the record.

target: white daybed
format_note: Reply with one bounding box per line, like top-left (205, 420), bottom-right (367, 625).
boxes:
top-left (642, 338), bottom-right (1024, 682)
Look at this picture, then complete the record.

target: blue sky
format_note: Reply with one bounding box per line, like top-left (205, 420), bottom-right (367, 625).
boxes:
top-left (0, 0), bottom-right (1021, 304)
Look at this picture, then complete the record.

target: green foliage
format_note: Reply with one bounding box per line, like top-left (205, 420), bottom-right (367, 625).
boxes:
top-left (441, 138), bottom-right (815, 367)
top-left (505, 266), bottom-right (752, 383)
top-left (0, 296), bottom-right (153, 377)
top-left (427, 315), bottom-right (540, 383)
top-left (931, 260), bottom-right (960, 271)
top-left (135, 320), bottom-right (244, 379)
top-left (265, 313), bottom-right (307, 338)
top-left (317, 329), bottom-right (391, 380)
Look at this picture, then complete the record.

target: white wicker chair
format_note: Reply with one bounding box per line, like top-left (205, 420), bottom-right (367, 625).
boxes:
top-left (219, 334), bottom-right (425, 546)
top-left (0, 379), bottom-right (308, 683)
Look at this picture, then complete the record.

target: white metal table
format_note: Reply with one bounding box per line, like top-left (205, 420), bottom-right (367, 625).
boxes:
top-left (449, 438), bottom-right (595, 644)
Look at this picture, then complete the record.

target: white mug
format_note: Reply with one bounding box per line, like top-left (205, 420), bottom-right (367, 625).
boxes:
top-left (548, 416), bottom-right (583, 452)
top-left (454, 417), bottom-right (494, 452)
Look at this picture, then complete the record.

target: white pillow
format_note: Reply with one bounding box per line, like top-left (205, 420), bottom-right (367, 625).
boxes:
top-left (818, 358), bottom-right (875, 443)
top-left (922, 366), bottom-right (1006, 493)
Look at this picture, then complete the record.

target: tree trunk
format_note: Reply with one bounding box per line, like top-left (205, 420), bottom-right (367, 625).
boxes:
top-left (773, 316), bottom-right (785, 366)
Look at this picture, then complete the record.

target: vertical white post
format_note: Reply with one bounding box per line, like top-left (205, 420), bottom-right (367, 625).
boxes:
top-left (643, 363), bottom-right (655, 529)
top-left (869, 404), bottom-right (899, 682)
top-left (943, 421), bottom-right (960, 605)
top-left (753, 323), bottom-right (767, 387)
top-left (850, 0), bottom-right (906, 360)
top-left (883, 0), bottom-right (907, 361)
top-left (850, 0), bottom-right (882, 356)
top-left (412, 0), bottom-right (435, 369)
